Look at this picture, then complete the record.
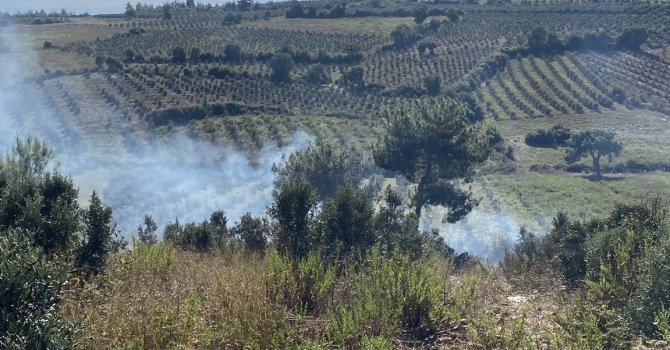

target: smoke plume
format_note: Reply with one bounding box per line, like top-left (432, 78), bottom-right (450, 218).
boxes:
top-left (0, 25), bottom-right (312, 236)
top-left (421, 207), bottom-right (520, 263)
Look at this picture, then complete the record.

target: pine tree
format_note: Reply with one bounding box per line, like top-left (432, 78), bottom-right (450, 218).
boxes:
top-left (374, 98), bottom-right (500, 221)
top-left (137, 214), bottom-right (158, 245)
top-left (77, 191), bottom-right (124, 274)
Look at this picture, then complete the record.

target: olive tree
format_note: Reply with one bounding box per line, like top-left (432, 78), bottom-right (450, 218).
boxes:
top-left (270, 53), bottom-right (294, 83)
top-left (565, 130), bottom-right (623, 178)
top-left (0, 229), bottom-right (78, 349)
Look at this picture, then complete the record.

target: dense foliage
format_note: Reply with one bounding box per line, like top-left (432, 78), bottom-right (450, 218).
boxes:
top-left (0, 138), bottom-right (124, 347)
top-left (525, 125), bottom-right (572, 148)
top-left (272, 139), bottom-right (369, 200)
top-left (565, 129), bottom-right (623, 178)
top-left (505, 198), bottom-right (670, 344)
top-left (0, 229), bottom-right (78, 349)
top-left (374, 98), bottom-right (501, 220)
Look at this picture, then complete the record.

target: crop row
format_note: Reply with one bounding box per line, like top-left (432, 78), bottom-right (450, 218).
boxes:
top-left (574, 51), bottom-right (670, 115)
top-left (476, 54), bottom-right (616, 120)
top-left (64, 25), bottom-right (388, 59)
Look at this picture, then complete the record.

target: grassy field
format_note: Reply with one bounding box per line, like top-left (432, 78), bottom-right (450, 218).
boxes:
top-left (6, 17), bottom-right (125, 73)
top-left (473, 172), bottom-right (670, 231)
top-left (495, 108), bottom-right (670, 171)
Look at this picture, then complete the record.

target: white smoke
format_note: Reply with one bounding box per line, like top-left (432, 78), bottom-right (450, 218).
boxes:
top-left (0, 24), bottom-right (312, 237)
top-left (0, 25), bottom-right (32, 147)
top-left (421, 206), bottom-right (521, 264)
top-left (71, 132), bottom-right (312, 235)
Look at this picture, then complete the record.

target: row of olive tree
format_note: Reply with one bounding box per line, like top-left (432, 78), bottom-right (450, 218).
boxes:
top-left (520, 26), bottom-right (649, 56)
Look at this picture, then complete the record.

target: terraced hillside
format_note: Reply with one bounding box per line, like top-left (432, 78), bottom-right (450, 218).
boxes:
top-left (476, 51), bottom-right (670, 121)
top-left (476, 55), bottom-right (613, 120)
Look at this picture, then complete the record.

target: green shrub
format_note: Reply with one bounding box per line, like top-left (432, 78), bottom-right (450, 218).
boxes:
top-left (130, 240), bottom-right (177, 272)
top-left (552, 301), bottom-right (604, 350)
top-left (656, 306), bottom-right (670, 341)
top-left (137, 214), bottom-right (158, 245)
top-left (0, 137), bottom-right (80, 257)
top-left (320, 185), bottom-right (376, 259)
top-left (230, 213), bottom-right (269, 255)
top-left (265, 251), bottom-right (337, 315)
top-left (626, 234), bottom-right (670, 337)
top-left (269, 179), bottom-right (319, 259)
top-left (524, 125), bottom-right (572, 148)
top-left (543, 212), bottom-right (596, 287)
top-left (163, 210), bottom-right (231, 252)
top-left (532, 199), bottom-right (670, 340)
top-left (0, 229), bottom-right (79, 349)
top-left (502, 227), bottom-right (550, 280)
top-left (327, 251), bottom-right (446, 346)
top-left (77, 191), bottom-right (125, 275)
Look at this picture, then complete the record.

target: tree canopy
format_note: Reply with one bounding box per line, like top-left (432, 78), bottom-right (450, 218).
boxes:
top-left (616, 27), bottom-right (648, 50)
top-left (373, 98), bottom-right (501, 221)
top-left (527, 27), bottom-right (564, 55)
top-left (269, 178), bottom-right (319, 259)
top-left (390, 24), bottom-right (417, 49)
top-left (270, 53), bottom-right (294, 83)
top-left (273, 139), bottom-right (368, 201)
top-left (320, 185), bottom-right (376, 259)
top-left (565, 130), bottom-right (623, 178)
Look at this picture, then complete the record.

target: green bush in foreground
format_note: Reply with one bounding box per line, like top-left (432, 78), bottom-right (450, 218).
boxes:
top-left (0, 229), bottom-right (79, 349)
top-left (326, 251), bottom-right (447, 346)
top-left (505, 198), bottom-right (670, 344)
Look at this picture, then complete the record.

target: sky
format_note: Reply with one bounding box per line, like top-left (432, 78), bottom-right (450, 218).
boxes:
top-left (0, 1), bottom-right (233, 15)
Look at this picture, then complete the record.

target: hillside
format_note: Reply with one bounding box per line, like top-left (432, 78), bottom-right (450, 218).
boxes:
top-left (1, 0), bottom-right (670, 348)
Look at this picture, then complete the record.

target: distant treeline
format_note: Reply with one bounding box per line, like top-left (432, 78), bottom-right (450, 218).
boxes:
top-left (120, 41), bottom-right (362, 66)
top-left (285, 4), bottom-right (463, 20)
top-left (145, 102), bottom-right (287, 127)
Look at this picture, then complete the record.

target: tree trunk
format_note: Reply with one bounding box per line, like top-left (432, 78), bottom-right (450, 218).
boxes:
top-left (414, 198), bottom-right (423, 218)
top-left (414, 167), bottom-right (432, 218)
top-left (593, 155), bottom-right (601, 178)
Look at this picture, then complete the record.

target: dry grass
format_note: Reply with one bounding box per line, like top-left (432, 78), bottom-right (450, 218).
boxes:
top-left (59, 244), bottom-right (582, 349)
top-left (5, 19), bottom-right (126, 74)
top-left (14, 18), bottom-right (127, 48)
top-left (61, 245), bottom-right (294, 349)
